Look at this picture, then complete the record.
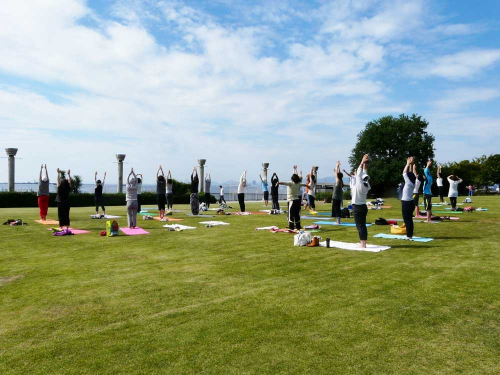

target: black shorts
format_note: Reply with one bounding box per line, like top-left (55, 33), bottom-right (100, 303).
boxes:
top-left (264, 191), bottom-right (269, 200)
top-left (413, 193), bottom-right (419, 207)
top-left (157, 194), bottom-right (166, 210)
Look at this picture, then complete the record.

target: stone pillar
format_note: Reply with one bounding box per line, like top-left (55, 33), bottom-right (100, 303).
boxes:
top-left (262, 163), bottom-right (269, 181)
top-left (116, 154), bottom-right (126, 193)
top-left (198, 159), bottom-right (206, 193)
top-left (5, 148), bottom-right (18, 192)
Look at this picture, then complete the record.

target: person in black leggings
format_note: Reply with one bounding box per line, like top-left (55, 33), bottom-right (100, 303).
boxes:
top-left (401, 157), bottom-right (416, 239)
top-left (94, 171), bottom-right (106, 216)
top-left (156, 166), bottom-right (167, 219)
top-left (352, 154), bottom-right (371, 248)
top-left (56, 168), bottom-right (72, 229)
top-left (271, 173), bottom-right (280, 210)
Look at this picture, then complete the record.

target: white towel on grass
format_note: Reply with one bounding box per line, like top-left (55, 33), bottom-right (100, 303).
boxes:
top-left (199, 221), bottom-right (230, 226)
top-left (256, 226), bottom-right (279, 230)
top-left (163, 224), bottom-right (197, 230)
top-left (319, 240), bottom-right (390, 252)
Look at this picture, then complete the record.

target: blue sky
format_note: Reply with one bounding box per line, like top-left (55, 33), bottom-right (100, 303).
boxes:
top-left (1, 0), bottom-right (500, 184)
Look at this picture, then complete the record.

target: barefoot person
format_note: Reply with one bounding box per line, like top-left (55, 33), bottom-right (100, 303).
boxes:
top-left (332, 161), bottom-right (343, 224)
top-left (306, 166), bottom-right (317, 212)
top-left (270, 172), bottom-right (280, 210)
top-left (156, 166), bottom-right (167, 219)
top-left (190, 167), bottom-right (200, 215)
top-left (279, 165), bottom-right (306, 230)
top-left (219, 185), bottom-right (226, 205)
top-left (437, 165), bottom-right (445, 204)
top-left (166, 170), bottom-right (174, 213)
top-left (352, 154), bottom-right (371, 248)
top-left (94, 171), bottom-right (106, 217)
top-left (237, 170), bottom-right (247, 212)
top-left (126, 168), bottom-right (138, 228)
top-left (447, 175), bottom-right (463, 210)
top-left (37, 164), bottom-right (50, 220)
top-left (423, 159), bottom-right (433, 223)
top-left (259, 173), bottom-right (269, 206)
top-left (402, 157), bottom-right (416, 239)
top-left (205, 173), bottom-right (211, 208)
top-left (56, 168), bottom-right (72, 229)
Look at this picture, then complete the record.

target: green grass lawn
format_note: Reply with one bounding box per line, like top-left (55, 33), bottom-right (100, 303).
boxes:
top-left (1, 197), bottom-right (500, 374)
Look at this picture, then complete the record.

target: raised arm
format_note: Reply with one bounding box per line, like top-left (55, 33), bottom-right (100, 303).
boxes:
top-left (95, 171), bottom-right (98, 184)
top-left (358, 154), bottom-right (369, 176)
top-left (102, 172), bottom-right (106, 185)
top-left (403, 156), bottom-right (413, 174)
top-left (128, 168), bottom-right (136, 184)
top-left (157, 166), bottom-right (163, 178)
top-left (40, 164), bottom-right (43, 181)
top-left (44, 164), bottom-right (48, 180)
top-left (67, 169), bottom-right (72, 187)
top-left (342, 169), bottom-right (352, 178)
top-left (167, 170), bottom-right (171, 179)
top-left (57, 168), bottom-right (60, 186)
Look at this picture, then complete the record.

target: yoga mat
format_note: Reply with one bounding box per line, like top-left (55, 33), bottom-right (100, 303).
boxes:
top-left (256, 226), bottom-right (279, 230)
top-left (47, 228), bottom-right (91, 235)
top-left (143, 208), bottom-right (187, 213)
top-left (139, 212), bottom-right (158, 216)
top-left (302, 216), bottom-right (332, 220)
top-left (386, 218), bottom-right (441, 223)
top-left (152, 217), bottom-right (184, 222)
top-left (120, 227), bottom-right (150, 235)
top-left (373, 233), bottom-right (433, 243)
top-left (163, 224), bottom-right (197, 231)
top-left (313, 221), bottom-right (372, 227)
top-left (311, 212), bottom-right (331, 216)
top-left (426, 210), bottom-right (462, 214)
top-left (419, 204), bottom-right (443, 207)
top-left (35, 219), bottom-right (59, 225)
top-left (476, 208), bottom-right (488, 211)
top-left (318, 240), bottom-right (390, 252)
top-left (90, 215), bottom-right (121, 219)
top-left (185, 214), bottom-right (215, 217)
top-left (199, 221), bottom-right (230, 226)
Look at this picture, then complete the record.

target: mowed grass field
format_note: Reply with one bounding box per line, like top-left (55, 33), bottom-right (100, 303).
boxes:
top-left (1, 197), bottom-right (500, 374)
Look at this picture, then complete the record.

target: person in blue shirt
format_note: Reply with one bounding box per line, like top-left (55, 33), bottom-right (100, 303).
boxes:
top-left (260, 174), bottom-right (269, 206)
top-left (423, 159), bottom-right (433, 223)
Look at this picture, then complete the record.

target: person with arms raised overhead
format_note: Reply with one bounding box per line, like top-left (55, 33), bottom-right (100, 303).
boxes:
top-left (447, 175), bottom-right (463, 211)
top-left (306, 166), bottom-right (317, 212)
top-left (259, 173), bottom-right (269, 206)
top-left (190, 167), bottom-right (200, 215)
top-left (412, 164), bottom-right (422, 217)
top-left (237, 170), bottom-right (247, 212)
top-left (126, 168), bottom-right (139, 228)
top-left (56, 168), bottom-right (72, 229)
top-left (270, 172), bottom-right (280, 211)
top-left (401, 157), bottom-right (416, 240)
top-left (279, 165), bottom-right (306, 230)
top-left (423, 159), bottom-right (433, 223)
top-left (94, 171), bottom-right (106, 217)
top-left (351, 154), bottom-right (371, 248)
top-left (37, 164), bottom-right (50, 220)
top-left (332, 161), bottom-right (344, 224)
top-left (166, 170), bottom-right (174, 214)
top-left (205, 173), bottom-right (212, 209)
top-left (156, 166), bottom-right (167, 219)
top-left (436, 165), bottom-right (445, 204)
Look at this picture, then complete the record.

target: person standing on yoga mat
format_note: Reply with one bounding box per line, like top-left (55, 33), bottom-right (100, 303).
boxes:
top-left (38, 164), bottom-right (50, 220)
top-left (166, 170), bottom-right (174, 213)
top-left (423, 159), bottom-right (433, 223)
top-left (56, 168), bottom-right (72, 229)
top-left (219, 185), bottom-right (226, 205)
top-left (402, 157), bottom-right (416, 239)
top-left (156, 166), bottom-right (167, 219)
top-left (436, 165), bottom-right (445, 204)
top-left (307, 166), bottom-right (317, 212)
top-left (205, 173), bottom-right (211, 208)
top-left (190, 167), bottom-right (200, 215)
top-left (136, 173), bottom-right (143, 214)
top-left (259, 174), bottom-right (269, 206)
top-left (352, 154), bottom-right (371, 248)
top-left (412, 165), bottom-right (422, 217)
top-left (447, 175), bottom-right (462, 210)
top-left (126, 168), bottom-right (138, 228)
top-left (332, 161), bottom-right (343, 224)
top-left (279, 166), bottom-right (305, 230)
top-left (94, 171), bottom-right (106, 217)
top-left (303, 174), bottom-right (311, 211)
top-left (271, 173), bottom-right (280, 210)
top-left (237, 170), bottom-right (247, 212)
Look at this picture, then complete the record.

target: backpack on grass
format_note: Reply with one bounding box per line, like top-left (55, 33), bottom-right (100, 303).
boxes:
top-left (106, 220), bottom-right (119, 237)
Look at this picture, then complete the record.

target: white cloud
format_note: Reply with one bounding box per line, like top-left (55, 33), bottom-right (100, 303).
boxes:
top-left (434, 88), bottom-right (500, 111)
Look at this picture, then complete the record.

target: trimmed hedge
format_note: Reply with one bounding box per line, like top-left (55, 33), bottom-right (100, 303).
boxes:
top-left (315, 190), bottom-right (352, 203)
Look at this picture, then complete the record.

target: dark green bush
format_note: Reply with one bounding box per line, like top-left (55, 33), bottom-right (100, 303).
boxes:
top-left (315, 190), bottom-right (351, 203)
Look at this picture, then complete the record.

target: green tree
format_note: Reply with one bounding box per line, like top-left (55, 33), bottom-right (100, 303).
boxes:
top-left (349, 114), bottom-right (435, 195)
top-left (58, 170), bottom-right (82, 194)
top-left (481, 154), bottom-right (500, 186)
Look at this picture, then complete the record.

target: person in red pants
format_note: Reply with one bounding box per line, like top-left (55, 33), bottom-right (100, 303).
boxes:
top-left (37, 164), bottom-right (50, 220)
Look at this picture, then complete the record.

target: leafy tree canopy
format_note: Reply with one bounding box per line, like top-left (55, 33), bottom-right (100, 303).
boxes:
top-left (349, 114), bottom-right (435, 195)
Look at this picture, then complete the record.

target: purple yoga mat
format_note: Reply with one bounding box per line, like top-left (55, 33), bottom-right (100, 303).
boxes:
top-left (120, 227), bottom-right (150, 236)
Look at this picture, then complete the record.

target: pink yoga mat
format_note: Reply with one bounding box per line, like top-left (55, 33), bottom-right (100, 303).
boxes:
top-left (46, 228), bottom-right (91, 235)
top-left (120, 227), bottom-right (150, 235)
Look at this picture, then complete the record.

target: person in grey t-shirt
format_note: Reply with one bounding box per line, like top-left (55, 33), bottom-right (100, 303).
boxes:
top-left (126, 168), bottom-right (138, 228)
top-left (38, 164), bottom-right (50, 220)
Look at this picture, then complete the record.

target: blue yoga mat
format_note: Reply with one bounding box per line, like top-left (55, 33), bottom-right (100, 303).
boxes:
top-left (308, 212), bottom-right (331, 216)
top-left (373, 233), bottom-right (433, 242)
top-left (313, 221), bottom-right (372, 227)
top-left (302, 216), bottom-right (332, 220)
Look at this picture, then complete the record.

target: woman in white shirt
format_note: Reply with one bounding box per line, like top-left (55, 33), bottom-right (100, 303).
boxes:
top-left (237, 171), bottom-right (247, 212)
top-left (279, 165), bottom-right (306, 230)
top-left (352, 154), bottom-right (371, 248)
top-left (306, 166), bottom-right (317, 212)
top-left (402, 157), bottom-right (416, 239)
top-left (447, 175), bottom-right (462, 210)
top-left (437, 165), bottom-right (445, 204)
